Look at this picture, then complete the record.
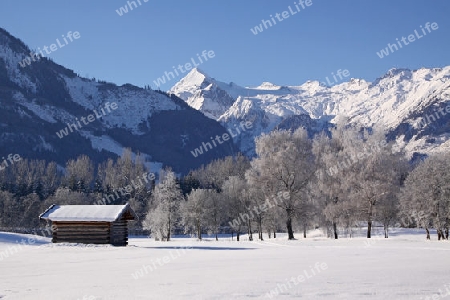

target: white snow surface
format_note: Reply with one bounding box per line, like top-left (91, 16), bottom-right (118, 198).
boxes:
top-left (1, 229), bottom-right (450, 299)
top-left (0, 43), bottom-right (37, 94)
top-left (39, 204), bottom-right (132, 222)
top-left (78, 132), bottom-right (163, 176)
top-left (79, 132), bottom-right (126, 157)
top-left (63, 77), bottom-right (179, 135)
top-left (14, 93), bottom-right (58, 124)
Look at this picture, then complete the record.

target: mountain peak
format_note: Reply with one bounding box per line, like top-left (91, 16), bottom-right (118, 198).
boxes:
top-left (190, 67), bottom-right (209, 76)
top-left (188, 67), bottom-right (211, 79)
top-left (385, 68), bottom-right (412, 78)
top-left (173, 67), bottom-right (212, 88)
top-left (254, 81), bottom-right (281, 90)
top-left (370, 68), bottom-right (414, 86)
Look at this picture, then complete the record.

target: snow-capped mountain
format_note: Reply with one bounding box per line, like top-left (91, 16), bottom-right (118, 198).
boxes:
top-left (170, 68), bottom-right (450, 157)
top-left (0, 28), bottom-right (237, 174)
top-left (170, 68), bottom-right (236, 120)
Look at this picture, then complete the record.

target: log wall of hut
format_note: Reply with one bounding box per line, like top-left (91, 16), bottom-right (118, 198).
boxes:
top-left (51, 220), bottom-right (130, 246)
top-left (52, 222), bottom-right (111, 245)
top-left (110, 220), bottom-right (129, 246)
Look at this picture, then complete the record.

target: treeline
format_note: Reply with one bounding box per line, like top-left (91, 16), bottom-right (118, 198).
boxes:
top-left (0, 149), bottom-right (154, 232)
top-left (145, 124), bottom-right (450, 241)
top-left (1, 124), bottom-right (449, 241)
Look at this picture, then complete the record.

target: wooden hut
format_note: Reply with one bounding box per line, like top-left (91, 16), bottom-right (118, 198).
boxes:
top-left (39, 203), bottom-right (137, 246)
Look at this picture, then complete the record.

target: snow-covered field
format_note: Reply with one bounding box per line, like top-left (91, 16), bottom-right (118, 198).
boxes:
top-left (1, 229), bottom-right (450, 300)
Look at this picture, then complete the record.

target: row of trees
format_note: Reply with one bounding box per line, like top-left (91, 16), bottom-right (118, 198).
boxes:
top-left (1, 124), bottom-right (449, 241)
top-left (0, 149), bottom-right (154, 231)
top-left (143, 125), bottom-right (450, 241)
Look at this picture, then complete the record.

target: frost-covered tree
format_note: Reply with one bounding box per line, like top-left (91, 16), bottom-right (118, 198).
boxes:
top-left (180, 189), bottom-right (209, 240)
top-left (44, 187), bottom-right (95, 205)
top-left (343, 127), bottom-right (407, 238)
top-left (296, 187), bottom-right (320, 239)
top-left (241, 187), bottom-right (256, 241)
top-left (203, 189), bottom-right (223, 241)
top-left (97, 158), bottom-right (117, 193)
top-left (64, 155), bottom-right (94, 193)
top-left (143, 205), bottom-right (170, 241)
top-left (180, 188), bottom-right (222, 240)
top-left (314, 124), bottom-right (380, 239)
top-left (247, 128), bottom-right (316, 240)
top-left (222, 176), bottom-right (248, 241)
top-left (312, 126), bottom-right (355, 239)
top-left (42, 161), bottom-right (60, 198)
top-left (191, 154), bottom-right (250, 190)
top-left (263, 204), bottom-right (284, 239)
top-left (143, 169), bottom-right (183, 241)
top-left (244, 186), bottom-right (267, 240)
top-left (313, 124), bottom-right (406, 239)
top-left (375, 191), bottom-right (401, 238)
top-left (95, 150), bottom-right (152, 229)
top-left (97, 149), bottom-right (150, 205)
top-left (400, 152), bottom-right (450, 240)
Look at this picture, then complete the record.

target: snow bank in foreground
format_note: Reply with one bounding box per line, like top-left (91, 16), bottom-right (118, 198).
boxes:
top-left (0, 229), bottom-right (449, 299)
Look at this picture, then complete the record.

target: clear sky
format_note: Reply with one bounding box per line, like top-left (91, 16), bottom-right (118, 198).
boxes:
top-left (1, 0), bottom-right (449, 90)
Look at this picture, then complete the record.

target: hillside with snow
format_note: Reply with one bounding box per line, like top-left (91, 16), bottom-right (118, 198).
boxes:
top-left (0, 28), bottom-right (237, 174)
top-left (170, 68), bottom-right (450, 157)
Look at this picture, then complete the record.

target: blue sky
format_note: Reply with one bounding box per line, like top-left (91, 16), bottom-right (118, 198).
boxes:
top-left (1, 0), bottom-right (449, 90)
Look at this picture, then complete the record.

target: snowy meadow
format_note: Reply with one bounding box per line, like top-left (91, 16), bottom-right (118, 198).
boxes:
top-left (1, 228), bottom-right (450, 300)
top-left (1, 1), bottom-right (450, 300)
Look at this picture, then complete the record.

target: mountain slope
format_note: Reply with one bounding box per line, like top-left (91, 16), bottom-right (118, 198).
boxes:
top-left (0, 28), bottom-right (238, 174)
top-left (170, 68), bottom-right (450, 157)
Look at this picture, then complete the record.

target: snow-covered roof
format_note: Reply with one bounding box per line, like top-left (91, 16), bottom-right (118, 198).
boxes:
top-left (39, 203), bottom-right (136, 222)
